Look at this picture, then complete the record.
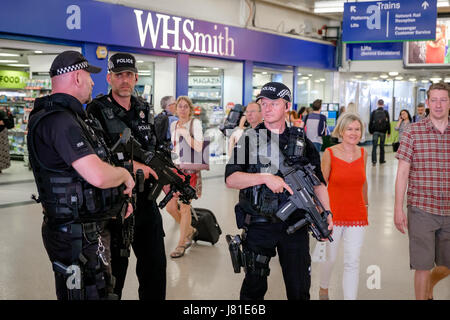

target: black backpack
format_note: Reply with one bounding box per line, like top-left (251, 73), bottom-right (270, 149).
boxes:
top-left (370, 109), bottom-right (388, 133)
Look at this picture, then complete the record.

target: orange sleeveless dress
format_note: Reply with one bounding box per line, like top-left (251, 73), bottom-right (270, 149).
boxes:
top-left (327, 147), bottom-right (368, 227)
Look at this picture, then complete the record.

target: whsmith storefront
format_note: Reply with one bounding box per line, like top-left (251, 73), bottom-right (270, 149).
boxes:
top-left (0, 0), bottom-right (335, 153)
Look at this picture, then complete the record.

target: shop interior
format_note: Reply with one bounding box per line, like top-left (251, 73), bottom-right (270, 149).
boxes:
top-left (0, 39), bottom-right (80, 163)
top-left (0, 38), bottom-right (448, 172)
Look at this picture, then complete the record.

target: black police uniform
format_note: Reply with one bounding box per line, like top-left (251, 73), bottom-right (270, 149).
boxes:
top-left (225, 122), bottom-right (325, 300)
top-left (86, 91), bottom-right (166, 300)
top-left (27, 93), bottom-right (124, 300)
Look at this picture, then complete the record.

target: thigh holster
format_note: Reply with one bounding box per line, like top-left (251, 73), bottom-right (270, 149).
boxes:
top-left (243, 248), bottom-right (271, 277)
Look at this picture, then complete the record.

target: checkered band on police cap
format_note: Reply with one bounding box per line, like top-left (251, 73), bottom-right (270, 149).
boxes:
top-left (54, 61), bottom-right (89, 76)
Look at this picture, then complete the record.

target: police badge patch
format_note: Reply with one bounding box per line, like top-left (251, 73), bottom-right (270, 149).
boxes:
top-left (139, 110), bottom-right (145, 119)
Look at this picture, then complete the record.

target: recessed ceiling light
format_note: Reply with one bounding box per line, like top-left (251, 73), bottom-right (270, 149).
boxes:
top-left (421, 80), bottom-right (430, 83)
top-left (34, 50), bottom-right (43, 54)
top-left (0, 53), bottom-right (19, 57)
top-left (388, 71), bottom-right (399, 76)
top-left (6, 63), bottom-right (29, 67)
top-left (136, 60), bottom-right (144, 63)
top-left (0, 60), bottom-right (19, 63)
top-left (430, 77), bottom-right (442, 82)
top-left (301, 76), bottom-right (309, 80)
top-left (380, 74), bottom-right (389, 79)
top-left (395, 76), bottom-right (403, 80)
top-left (409, 78), bottom-right (417, 82)
top-left (355, 75), bottom-right (362, 78)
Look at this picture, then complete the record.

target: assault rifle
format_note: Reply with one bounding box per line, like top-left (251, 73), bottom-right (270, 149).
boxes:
top-left (111, 128), bottom-right (197, 209)
top-left (276, 153), bottom-right (333, 242)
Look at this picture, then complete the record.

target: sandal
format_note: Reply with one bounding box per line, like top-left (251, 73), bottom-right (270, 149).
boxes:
top-left (319, 289), bottom-right (329, 300)
top-left (170, 245), bottom-right (187, 258)
top-left (185, 227), bottom-right (198, 249)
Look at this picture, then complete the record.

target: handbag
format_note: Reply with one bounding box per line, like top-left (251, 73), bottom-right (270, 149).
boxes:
top-left (175, 119), bottom-right (210, 171)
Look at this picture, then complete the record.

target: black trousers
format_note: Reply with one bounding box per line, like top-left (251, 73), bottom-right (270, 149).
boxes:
top-left (371, 131), bottom-right (386, 164)
top-left (240, 222), bottom-right (311, 300)
top-left (109, 197), bottom-right (167, 300)
top-left (42, 219), bottom-right (112, 300)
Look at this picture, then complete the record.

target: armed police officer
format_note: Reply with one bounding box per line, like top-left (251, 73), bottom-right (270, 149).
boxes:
top-left (86, 53), bottom-right (166, 300)
top-left (27, 51), bottom-right (135, 300)
top-left (225, 82), bottom-right (333, 300)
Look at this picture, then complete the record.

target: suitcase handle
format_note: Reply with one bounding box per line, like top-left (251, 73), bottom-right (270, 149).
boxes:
top-left (191, 207), bottom-right (199, 221)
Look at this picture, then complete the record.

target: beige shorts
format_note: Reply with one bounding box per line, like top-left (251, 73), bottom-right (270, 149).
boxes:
top-left (407, 206), bottom-right (450, 270)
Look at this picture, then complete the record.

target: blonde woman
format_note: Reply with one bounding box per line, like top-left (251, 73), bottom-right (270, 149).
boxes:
top-left (319, 113), bottom-right (369, 300)
top-left (166, 96), bottom-right (203, 258)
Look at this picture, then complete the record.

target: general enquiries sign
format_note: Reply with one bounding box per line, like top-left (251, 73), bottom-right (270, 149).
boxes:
top-left (342, 0), bottom-right (437, 43)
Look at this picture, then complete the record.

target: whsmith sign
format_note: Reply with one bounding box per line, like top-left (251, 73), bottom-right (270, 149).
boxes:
top-left (133, 10), bottom-right (235, 57)
top-left (0, 0), bottom-right (335, 69)
top-left (342, 0), bottom-right (437, 43)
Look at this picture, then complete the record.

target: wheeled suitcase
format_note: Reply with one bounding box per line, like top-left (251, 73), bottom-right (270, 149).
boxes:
top-left (191, 207), bottom-right (222, 245)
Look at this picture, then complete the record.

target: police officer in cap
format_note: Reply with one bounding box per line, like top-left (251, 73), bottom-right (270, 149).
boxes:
top-left (27, 51), bottom-right (135, 300)
top-left (225, 82), bottom-right (333, 300)
top-left (87, 53), bottom-right (166, 300)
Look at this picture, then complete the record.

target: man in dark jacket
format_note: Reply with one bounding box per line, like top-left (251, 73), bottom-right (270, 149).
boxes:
top-left (369, 99), bottom-right (390, 166)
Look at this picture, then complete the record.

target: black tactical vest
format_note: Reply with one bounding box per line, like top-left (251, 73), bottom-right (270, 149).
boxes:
top-left (27, 96), bottom-right (126, 223)
top-left (238, 124), bottom-right (303, 218)
top-left (90, 95), bottom-right (157, 156)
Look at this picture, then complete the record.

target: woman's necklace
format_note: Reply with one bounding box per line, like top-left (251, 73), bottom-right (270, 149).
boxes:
top-left (339, 144), bottom-right (357, 162)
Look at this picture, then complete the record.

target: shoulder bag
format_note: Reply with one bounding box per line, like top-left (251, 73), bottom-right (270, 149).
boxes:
top-left (176, 119), bottom-right (210, 171)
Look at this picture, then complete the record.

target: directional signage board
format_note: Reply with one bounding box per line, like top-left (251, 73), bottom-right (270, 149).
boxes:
top-left (347, 42), bottom-right (403, 60)
top-left (342, 0), bottom-right (437, 43)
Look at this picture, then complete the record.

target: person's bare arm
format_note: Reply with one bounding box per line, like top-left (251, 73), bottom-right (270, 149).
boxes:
top-left (320, 148), bottom-right (331, 184)
top-left (363, 150), bottom-right (369, 205)
top-left (226, 171), bottom-right (293, 194)
top-left (394, 159), bottom-right (410, 234)
top-left (72, 154), bottom-right (134, 197)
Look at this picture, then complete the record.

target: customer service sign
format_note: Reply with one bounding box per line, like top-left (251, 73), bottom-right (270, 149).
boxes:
top-left (342, 0), bottom-right (437, 43)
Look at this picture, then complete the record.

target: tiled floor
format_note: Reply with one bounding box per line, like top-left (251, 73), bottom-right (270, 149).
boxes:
top-left (0, 149), bottom-right (449, 300)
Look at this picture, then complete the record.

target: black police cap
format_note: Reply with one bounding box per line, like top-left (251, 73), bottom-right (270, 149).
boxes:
top-left (49, 50), bottom-right (101, 78)
top-left (256, 82), bottom-right (292, 103)
top-left (108, 53), bottom-right (138, 73)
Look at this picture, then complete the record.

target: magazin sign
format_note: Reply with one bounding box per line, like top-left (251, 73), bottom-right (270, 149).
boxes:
top-left (342, 0), bottom-right (437, 43)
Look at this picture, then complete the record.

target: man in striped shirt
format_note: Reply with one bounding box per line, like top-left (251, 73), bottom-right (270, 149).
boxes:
top-left (394, 82), bottom-right (450, 300)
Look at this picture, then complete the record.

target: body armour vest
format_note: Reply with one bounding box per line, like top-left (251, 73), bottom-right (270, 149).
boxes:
top-left (27, 96), bottom-right (126, 223)
top-left (90, 94), bottom-right (158, 156)
top-left (238, 124), bottom-right (305, 219)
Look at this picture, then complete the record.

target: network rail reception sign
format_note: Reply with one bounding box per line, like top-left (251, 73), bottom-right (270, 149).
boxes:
top-left (342, 0), bottom-right (437, 43)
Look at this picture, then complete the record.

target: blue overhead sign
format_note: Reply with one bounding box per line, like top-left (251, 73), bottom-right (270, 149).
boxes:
top-left (347, 42), bottom-right (403, 60)
top-left (342, 0), bottom-right (437, 43)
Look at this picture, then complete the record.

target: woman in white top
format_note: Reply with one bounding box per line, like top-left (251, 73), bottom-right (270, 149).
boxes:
top-left (166, 96), bottom-right (203, 258)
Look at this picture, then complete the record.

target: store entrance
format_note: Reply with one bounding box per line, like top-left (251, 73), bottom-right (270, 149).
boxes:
top-left (252, 66), bottom-right (293, 102)
top-left (0, 39), bottom-right (81, 183)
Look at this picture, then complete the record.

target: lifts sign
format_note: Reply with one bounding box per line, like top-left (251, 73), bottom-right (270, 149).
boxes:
top-left (133, 10), bottom-right (235, 57)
